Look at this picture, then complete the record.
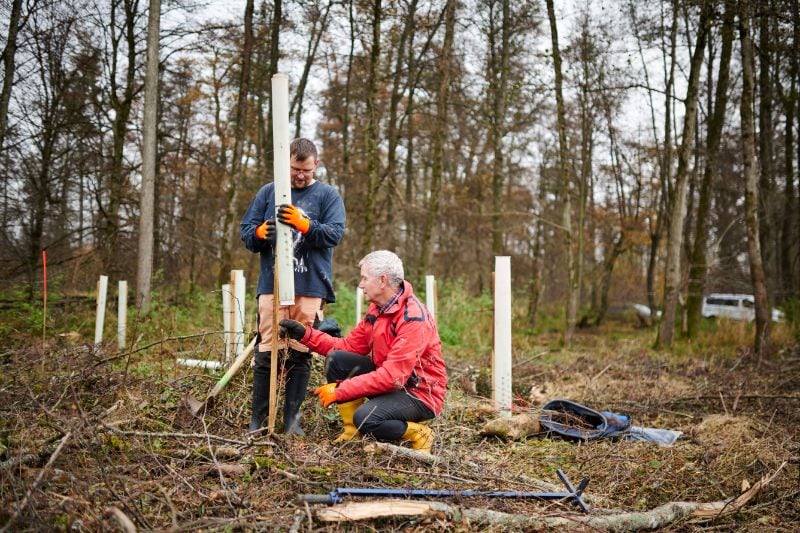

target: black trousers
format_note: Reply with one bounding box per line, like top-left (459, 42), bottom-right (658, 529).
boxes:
top-left (325, 350), bottom-right (434, 441)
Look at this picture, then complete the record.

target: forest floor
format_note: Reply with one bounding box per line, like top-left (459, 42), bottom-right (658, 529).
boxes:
top-left (1, 321), bottom-right (798, 531)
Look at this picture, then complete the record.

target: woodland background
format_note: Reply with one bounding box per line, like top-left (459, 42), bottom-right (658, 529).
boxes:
top-left (1, 0), bottom-right (800, 343)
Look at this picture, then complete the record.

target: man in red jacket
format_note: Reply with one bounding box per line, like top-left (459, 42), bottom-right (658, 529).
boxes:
top-left (279, 250), bottom-right (447, 453)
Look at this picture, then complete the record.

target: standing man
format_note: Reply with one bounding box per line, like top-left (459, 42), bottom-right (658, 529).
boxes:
top-left (241, 138), bottom-right (345, 435)
top-left (279, 250), bottom-right (447, 453)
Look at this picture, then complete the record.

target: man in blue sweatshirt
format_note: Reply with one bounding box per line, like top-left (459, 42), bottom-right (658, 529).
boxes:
top-left (240, 138), bottom-right (346, 435)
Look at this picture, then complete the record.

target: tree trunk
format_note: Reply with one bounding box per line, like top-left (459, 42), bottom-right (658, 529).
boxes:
top-left (739, 0), bottom-right (771, 356)
top-left (419, 0), bottom-right (455, 275)
top-left (104, 0), bottom-right (140, 277)
top-left (686, 0), bottom-right (735, 338)
top-left (779, 0), bottom-right (799, 299)
top-left (0, 0), bottom-right (24, 150)
top-left (657, 1), bottom-right (711, 348)
top-left (757, 0), bottom-right (775, 296)
top-left (546, 0), bottom-right (577, 345)
top-left (136, 0), bottom-right (160, 313)
top-left (490, 0), bottom-right (510, 256)
top-left (360, 0), bottom-right (382, 256)
top-left (218, 0), bottom-right (255, 284)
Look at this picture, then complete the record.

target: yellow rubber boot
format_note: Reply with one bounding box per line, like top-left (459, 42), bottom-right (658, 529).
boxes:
top-left (401, 422), bottom-right (434, 454)
top-left (333, 398), bottom-right (365, 443)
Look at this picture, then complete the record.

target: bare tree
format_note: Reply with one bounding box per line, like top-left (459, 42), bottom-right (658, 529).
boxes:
top-left (546, 0), bottom-right (577, 344)
top-left (136, 0), bottom-right (160, 313)
top-left (657, 0), bottom-right (712, 348)
top-left (686, 0), bottom-right (735, 338)
top-left (218, 0), bottom-right (254, 284)
top-left (419, 0), bottom-right (456, 274)
top-left (738, 0), bottom-right (771, 356)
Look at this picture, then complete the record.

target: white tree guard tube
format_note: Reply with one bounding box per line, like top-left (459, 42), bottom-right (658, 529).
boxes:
top-left (493, 257), bottom-right (512, 416)
top-left (426, 275), bottom-right (436, 323)
top-left (356, 287), bottom-right (364, 325)
top-left (233, 270), bottom-right (246, 357)
top-left (94, 275), bottom-right (108, 346)
top-left (117, 280), bottom-right (127, 350)
top-left (272, 74), bottom-right (295, 305)
top-left (222, 283), bottom-right (231, 362)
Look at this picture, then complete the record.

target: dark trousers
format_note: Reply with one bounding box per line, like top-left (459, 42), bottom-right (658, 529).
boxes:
top-left (326, 350), bottom-right (434, 441)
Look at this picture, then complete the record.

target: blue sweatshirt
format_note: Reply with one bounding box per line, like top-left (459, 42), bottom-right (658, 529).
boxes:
top-left (240, 181), bottom-right (345, 302)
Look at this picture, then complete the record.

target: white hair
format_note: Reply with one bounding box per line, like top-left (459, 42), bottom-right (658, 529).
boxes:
top-left (359, 250), bottom-right (404, 288)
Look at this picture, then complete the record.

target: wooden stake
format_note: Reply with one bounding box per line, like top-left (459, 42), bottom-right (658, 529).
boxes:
top-left (222, 283), bottom-right (231, 361)
top-left (268, 257), bottom-right (280, 432)
top-left (425, 275), bottom-right (436, 323)
top-left (42, 249), bottom-right (47, 346)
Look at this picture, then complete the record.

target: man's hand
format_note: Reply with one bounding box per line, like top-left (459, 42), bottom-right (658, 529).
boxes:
top-left (279, 319), bottom-right (306, 341)
top-left (255, 219), bottom-right (276, 241)
top-left (314, 383), bottom-right (338, 407)
top-left (277, 204), bottom-right (311, 234)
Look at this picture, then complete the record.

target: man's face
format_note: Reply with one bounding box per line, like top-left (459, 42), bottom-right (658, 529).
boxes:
top-left (358, 264), bottom-right (386, 305)
top-left (290, 155), bottom-right (318, 189)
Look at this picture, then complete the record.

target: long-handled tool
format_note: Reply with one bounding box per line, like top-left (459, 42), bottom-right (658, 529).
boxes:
top-left (298, 469), bottom-right (591, 513)
top-left (184, 335), bottom-right (257, 417)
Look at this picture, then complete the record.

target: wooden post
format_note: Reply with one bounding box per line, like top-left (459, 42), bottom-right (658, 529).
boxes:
top-left (493, 257), bottom-right (512, 416)
top-left (425, 275), bottom-right (436, 323)
top-left (268, 258), bottom-right (280, 432)
top-left (222, 283), bottom-right (231, 362)
top-left (94, 275), bottom-right (108, 347)
top-left (117, 280), bottom-right (127, 350)
top-left (42, 250), bottom-right (47, 346)
top-left (228, 270), bottom-right (240, 361)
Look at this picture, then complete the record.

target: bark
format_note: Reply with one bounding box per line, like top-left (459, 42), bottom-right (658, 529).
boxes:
top-left (546, 0), bottom-right (577, 345)
top-left (779, 0), bottom-right (799, 298)
top-left (686, 0), bottom-right (735, 338)
top-left (648, 1), bottom-right (678, 317)
top-left (136, 0), bottom-right (160, 313)
top-left (0, 0), bottom-right (25, 150)
top-left (218, 0), bottom-right (255, 284)
top-left (360, 0), bottom-right (382, 255)
top-left (419, 0), bottom-right (455, 275)
top-left (490, 0), bottom-right (510, 256)
top-left (657, 1), bottom-right (711, 348)
top-left (739, 0), bottom-right (771, 356)
top-left (757, 0), bottom-right (775, 294)
top-left (104, 0), bottom-right (140, 276)
top-left (342, 0), bottom-right (355, 176)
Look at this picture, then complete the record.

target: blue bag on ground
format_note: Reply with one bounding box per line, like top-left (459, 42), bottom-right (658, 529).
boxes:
top-left (539, 399), bottom-right (631, 440)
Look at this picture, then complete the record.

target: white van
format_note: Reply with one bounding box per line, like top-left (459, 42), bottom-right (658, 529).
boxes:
top-left (701, 293), bottom-right (784, 322)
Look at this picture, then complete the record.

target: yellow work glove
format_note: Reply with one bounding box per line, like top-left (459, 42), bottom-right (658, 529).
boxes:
top-left (277, 204), bottom-right (311, 234)
top-left (255, 219), bottom-right (276, 241)
top-left (314, 383), bottom-right (338, 407)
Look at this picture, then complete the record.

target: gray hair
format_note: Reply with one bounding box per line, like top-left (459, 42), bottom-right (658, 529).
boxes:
top-left (359, 250), bottom-right (404, 288)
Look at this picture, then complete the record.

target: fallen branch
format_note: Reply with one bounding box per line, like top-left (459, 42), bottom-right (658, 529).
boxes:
top-left (314, 462), bottom-right (787, 530)
top-left (101, 424), bottom-right (255, 446)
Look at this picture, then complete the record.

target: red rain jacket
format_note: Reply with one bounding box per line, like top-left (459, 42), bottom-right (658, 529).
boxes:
top-left (301, 281), bottom-right (447, 415)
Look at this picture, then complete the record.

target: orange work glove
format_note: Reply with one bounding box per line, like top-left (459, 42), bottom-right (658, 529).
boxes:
top-left (277, 204), bottom-right (311, 234)
top-left (255, 219), bottom-right (276, 241)
top-left (314, 383), bottom-right (338, 407)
